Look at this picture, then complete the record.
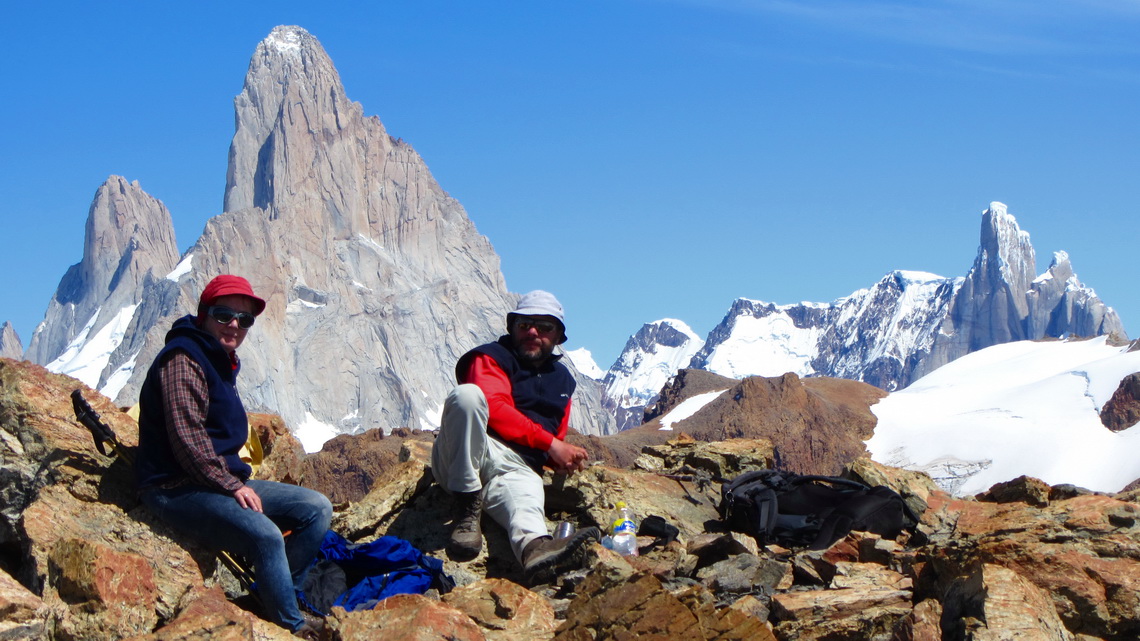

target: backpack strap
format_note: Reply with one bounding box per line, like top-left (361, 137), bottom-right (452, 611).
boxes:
top-left (789, 475), bottom-right (871, 492)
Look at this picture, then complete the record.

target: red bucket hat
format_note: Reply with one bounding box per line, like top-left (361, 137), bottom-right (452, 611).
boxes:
top-left (198, 275), bottom-right (266, 316)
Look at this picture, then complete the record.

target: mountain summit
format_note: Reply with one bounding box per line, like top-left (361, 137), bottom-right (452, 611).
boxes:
top-left (913, 202), bottom-right (1122, 378)
top-left (27, 26), bottom-right (614, 445)
top-left (24, 176), bottom-right (180, 398)
top-left (0, 322), bottom-right (22, 360)
top-left (608, 203), bottom-right (1125, 430)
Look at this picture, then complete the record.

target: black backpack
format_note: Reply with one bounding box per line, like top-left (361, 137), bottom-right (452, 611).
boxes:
top-left (719, 469), bottom-right (920, 550)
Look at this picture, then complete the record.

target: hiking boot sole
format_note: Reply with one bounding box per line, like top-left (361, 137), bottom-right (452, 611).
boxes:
top-left (446, 536), bottom-right (482, 562)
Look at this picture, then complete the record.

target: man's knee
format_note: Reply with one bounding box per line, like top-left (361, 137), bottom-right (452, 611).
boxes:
top-left (445, 384), bottom-right (487, 415)
top-left (440, 384), bottom-right (489, 434)
top-left (310, 492), bottom-right (333, 527)
top-left (285, 485), bottom-right (332, 530)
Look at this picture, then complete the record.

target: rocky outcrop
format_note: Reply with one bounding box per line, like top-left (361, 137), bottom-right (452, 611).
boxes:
top-left (644, 368), bottom-right (738, 423)
top-left (27, 26), bottom-right (614, 441)
top-left (1101, 372), bottom-right (1140, 432)
top-left (0, 321), bottom-right (21, 360)
top-left (4, 358), bottom-right (1140, 639)
top-left (585, 371), bottom-right (882, 476)
top-left (0, 358), bottom-right (293, 640)
top-left (644, 372), bottom-right (887, 477)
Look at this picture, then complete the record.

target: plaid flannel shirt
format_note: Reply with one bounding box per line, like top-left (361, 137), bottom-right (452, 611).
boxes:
top-left (158, 351), bottom-right (245, 492)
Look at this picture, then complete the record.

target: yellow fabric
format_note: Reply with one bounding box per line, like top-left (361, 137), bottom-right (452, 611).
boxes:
top-left (240, 421), bottom-right (263, 478)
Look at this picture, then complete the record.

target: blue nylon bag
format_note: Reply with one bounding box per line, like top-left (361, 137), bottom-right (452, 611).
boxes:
top-left (300, 530), bottom-right (450, 614)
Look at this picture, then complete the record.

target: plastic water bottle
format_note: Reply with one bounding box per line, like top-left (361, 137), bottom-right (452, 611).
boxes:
top-left (608, 501), bottom-right (639, 556)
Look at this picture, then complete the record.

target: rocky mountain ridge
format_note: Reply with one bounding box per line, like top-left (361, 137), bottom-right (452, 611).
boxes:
top-left (606, 203), bottom-right (1125, 431)
top-left (20, 25), bottom-right (614, 443)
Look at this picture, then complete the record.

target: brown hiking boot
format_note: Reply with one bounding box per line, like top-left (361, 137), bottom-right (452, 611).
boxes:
top-left (521, 526), bottom-right (600, 583)
top-left (447, 491), bottom-right (483, 561)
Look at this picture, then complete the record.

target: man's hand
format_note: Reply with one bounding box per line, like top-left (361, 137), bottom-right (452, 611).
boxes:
top-left (233, 485), bottom-right (263, 512)
top-left (547, 438), bottom-right (589, 474)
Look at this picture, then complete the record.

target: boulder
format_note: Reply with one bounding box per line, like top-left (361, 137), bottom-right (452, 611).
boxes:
top-left (553, 547), bottom-right (775, 641)
top-left (441, 578), bottom-right (557, 641)
top-left (327, 593), bottom-right (486, 641)
top-left (925, 493), bottom-right (1140, 639)
top-left (938, 563), bottom-right (1075, 641)
top-left (975, 475), bottom-right (1052, 507)
top-left (1100, 372), bottom-right (1140, 432)
top-left (0, 567), bottom-right (48, 640)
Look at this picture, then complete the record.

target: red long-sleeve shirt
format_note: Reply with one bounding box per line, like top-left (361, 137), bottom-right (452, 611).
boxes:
top-left (463, 353), bottom-right (571, 452)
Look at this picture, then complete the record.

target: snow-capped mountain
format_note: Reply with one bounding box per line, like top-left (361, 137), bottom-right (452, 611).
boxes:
top-left (602, 319), bottom-right (704, 431)
top-left (689, 270), bottom-right (959, 388)
top-left (605, 203), bottom-right (1125, 428)
top-left (564, 348), bottom-right (605, 380)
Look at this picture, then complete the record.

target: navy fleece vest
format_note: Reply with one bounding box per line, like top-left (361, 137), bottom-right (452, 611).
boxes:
top-left (455, 335), bottom-right (575, 471)
top-left (135, 315), bottom-right (252, 490)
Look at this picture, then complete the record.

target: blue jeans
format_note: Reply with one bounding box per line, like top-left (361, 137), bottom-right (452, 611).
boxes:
top-left (141, 480), bottom-right (332, 631)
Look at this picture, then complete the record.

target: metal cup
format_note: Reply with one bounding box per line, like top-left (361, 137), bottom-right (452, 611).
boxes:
top-left (554, 521), bottom-right (575, 539)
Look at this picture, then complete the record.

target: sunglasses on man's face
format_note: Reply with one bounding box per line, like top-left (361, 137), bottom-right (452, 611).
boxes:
top-left (515, 319), bottom-right (559, 335)
top-left (208, 305), bottom-right (256, 329)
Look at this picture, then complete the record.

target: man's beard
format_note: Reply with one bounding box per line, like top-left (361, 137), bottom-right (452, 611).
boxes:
top-left (514, 342), bottom-right (552, 364)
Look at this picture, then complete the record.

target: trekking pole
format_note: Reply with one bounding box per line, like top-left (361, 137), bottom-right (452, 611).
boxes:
top-left (71, 389), bottom-right (134, 465)
top-left (217, 550), bottom-right (260, 596)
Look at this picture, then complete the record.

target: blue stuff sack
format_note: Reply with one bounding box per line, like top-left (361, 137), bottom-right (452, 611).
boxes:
top-left (299, 530), bottom-right (453, 614)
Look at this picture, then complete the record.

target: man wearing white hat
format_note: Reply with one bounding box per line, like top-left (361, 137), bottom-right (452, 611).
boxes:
top-left (431, 290), bottom-right (599, 579)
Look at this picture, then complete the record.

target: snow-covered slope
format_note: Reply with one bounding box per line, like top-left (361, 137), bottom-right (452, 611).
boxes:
top-left (564, 348), bottom-right (604, 380)
top-left (867, 336), bottom-right (1140, 495)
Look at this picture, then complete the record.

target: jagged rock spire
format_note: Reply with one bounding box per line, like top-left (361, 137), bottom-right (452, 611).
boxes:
top-left (22, 26), bottom-right (615, 441)
top-left (112, 26), bottom-right (610, 441)
top-left (25, 176), bottom-right (179, 389)
top-left (915, 202), bottom-right (1124, 377)
top-left (0, 322), bottom-right (22, 360)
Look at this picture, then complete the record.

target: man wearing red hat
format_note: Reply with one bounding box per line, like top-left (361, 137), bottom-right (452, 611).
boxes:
top-left (135, 275), bottom-right (331, 637)
top-left (431, 290), bottom-right (599, 582)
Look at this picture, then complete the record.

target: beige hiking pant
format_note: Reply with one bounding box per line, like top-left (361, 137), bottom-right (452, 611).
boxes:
top-left (430, 384), bottom-right (549, 562)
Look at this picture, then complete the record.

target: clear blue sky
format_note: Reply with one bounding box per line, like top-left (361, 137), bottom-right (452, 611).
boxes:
top-left (2, 1), bottom-right (1137, 368)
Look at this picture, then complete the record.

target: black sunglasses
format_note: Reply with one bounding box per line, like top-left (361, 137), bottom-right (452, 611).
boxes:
top-left (515, 318), bottom-right (559, 334)
top-left (208, 305), bottom-right (256, 329)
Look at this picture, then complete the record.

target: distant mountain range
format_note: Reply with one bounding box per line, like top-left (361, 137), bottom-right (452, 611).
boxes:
top-left (601, 203), bottom-right (1125, 431)
top-left (2, 26), bottom-right (1127, 447)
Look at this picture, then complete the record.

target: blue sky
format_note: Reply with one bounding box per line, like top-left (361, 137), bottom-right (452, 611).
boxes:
top-left (2, 1), bottom-right (1137, 369)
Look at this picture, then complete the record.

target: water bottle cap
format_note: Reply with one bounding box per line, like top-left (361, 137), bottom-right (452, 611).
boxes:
top-left (616, 501), bottom-right (627, 509)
